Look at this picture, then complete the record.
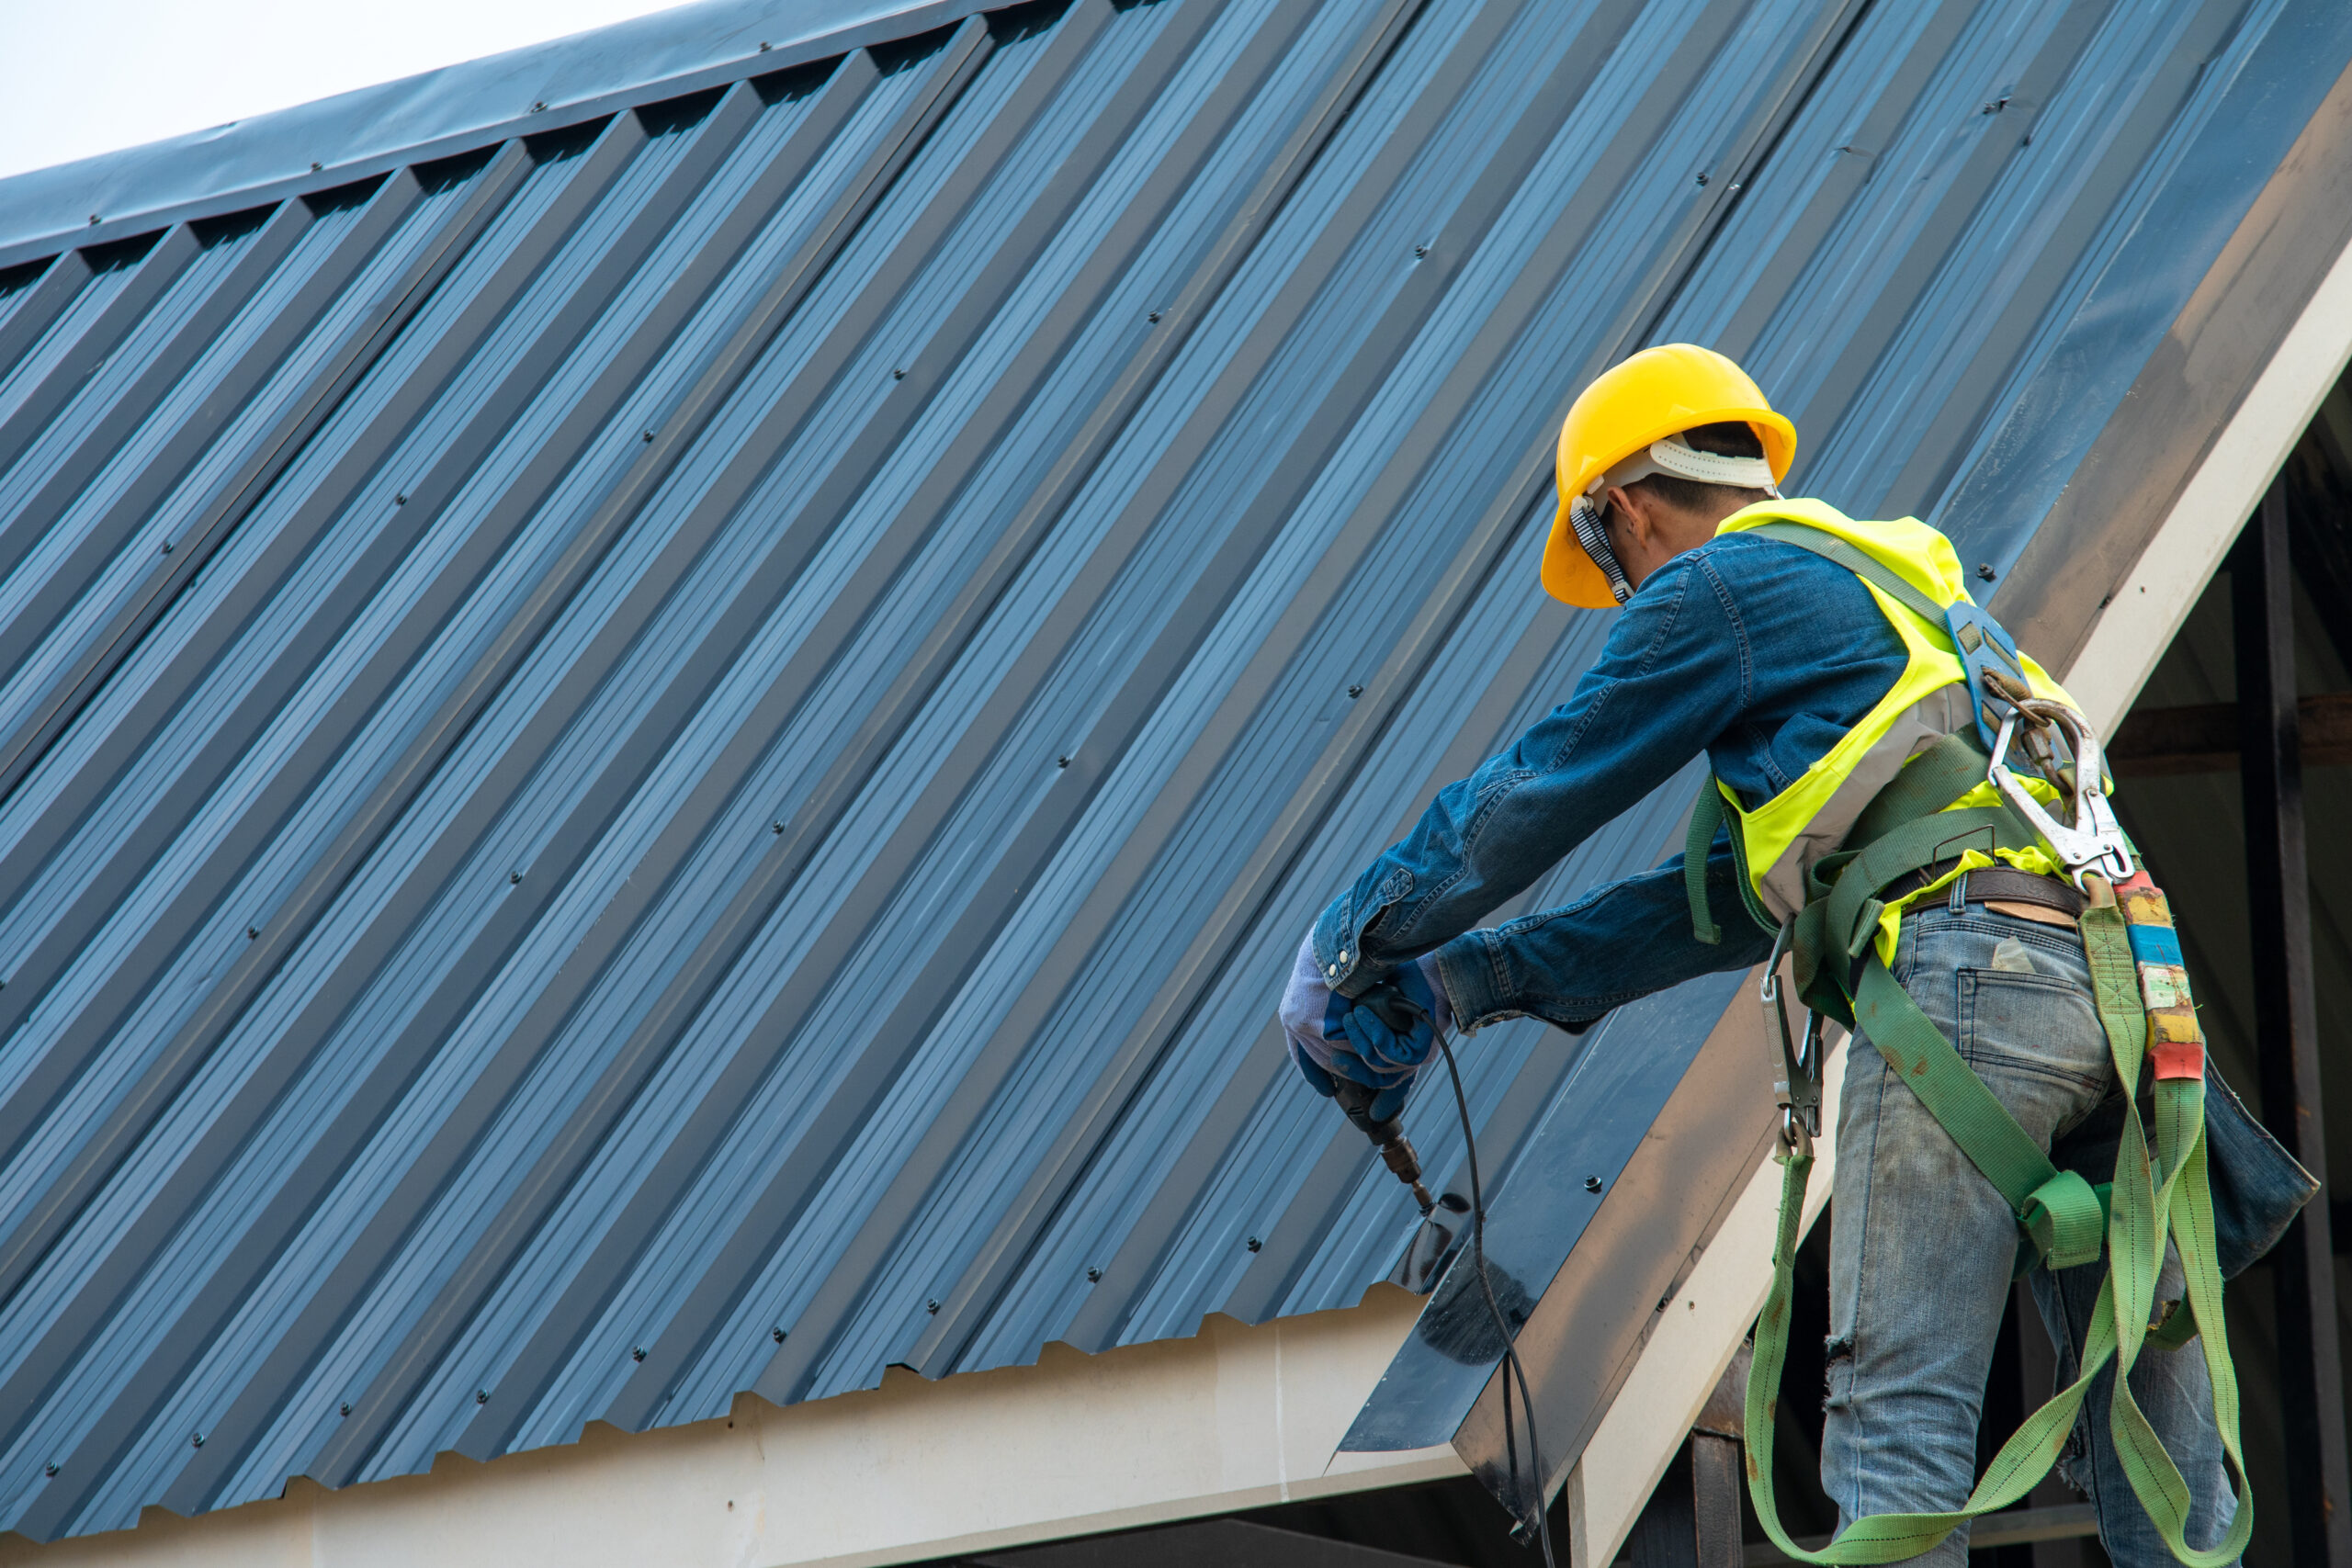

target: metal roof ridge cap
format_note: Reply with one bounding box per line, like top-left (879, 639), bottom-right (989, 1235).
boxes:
top-left (0, 0), bottom-right (987, 270)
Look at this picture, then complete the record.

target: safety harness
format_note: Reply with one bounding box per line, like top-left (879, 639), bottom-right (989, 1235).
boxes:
top-left (1685, 523), bottom-right (2251, 1564)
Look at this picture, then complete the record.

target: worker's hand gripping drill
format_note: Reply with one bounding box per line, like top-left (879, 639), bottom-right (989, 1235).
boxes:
top-left (1279, 937), bottom-right (1450, 1212)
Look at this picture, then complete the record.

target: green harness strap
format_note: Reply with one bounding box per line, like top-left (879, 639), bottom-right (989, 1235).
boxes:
top-left (1742, 897), bottom-right (2251, 1563)
top-left (1710, 520), bottom-right (2252, 1562)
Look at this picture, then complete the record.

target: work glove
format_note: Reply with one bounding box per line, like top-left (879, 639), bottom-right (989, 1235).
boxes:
top-left (1278, 935), bottom-right (1451, 1123)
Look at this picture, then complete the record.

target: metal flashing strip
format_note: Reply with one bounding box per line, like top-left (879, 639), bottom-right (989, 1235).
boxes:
top-left (0, 2), bottom-right (994, 270)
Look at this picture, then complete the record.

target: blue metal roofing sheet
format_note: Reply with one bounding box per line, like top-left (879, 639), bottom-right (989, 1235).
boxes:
top-left (0, 0), bottom-right (2346, 1541)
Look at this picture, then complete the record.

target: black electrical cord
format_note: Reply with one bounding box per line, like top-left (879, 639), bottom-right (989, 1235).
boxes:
top-left (1431, 1026), bottom-right (1557, 1568)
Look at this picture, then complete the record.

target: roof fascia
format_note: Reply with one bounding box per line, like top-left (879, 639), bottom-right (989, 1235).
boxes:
top-left (0, 1294), bottom-right (1461, 1566)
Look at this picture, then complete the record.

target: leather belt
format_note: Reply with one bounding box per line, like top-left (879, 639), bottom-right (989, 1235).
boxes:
top-left (1882, 859), bottom-right (2085, 920)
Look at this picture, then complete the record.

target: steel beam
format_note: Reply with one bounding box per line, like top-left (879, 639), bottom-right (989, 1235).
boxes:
top-left (2233, 476), bottom-right (2351, 1568)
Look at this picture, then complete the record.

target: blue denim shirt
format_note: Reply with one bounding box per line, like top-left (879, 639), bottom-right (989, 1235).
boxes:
top-left (1313, 526), bottom-right (1914, 1031)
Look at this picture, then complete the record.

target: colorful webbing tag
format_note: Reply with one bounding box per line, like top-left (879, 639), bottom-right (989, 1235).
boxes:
top-left (2117, 869), bottom-right (2204, 1081)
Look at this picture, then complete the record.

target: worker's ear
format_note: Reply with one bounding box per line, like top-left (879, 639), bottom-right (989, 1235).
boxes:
top-left (1600, 482), bottom-right (1654, 551)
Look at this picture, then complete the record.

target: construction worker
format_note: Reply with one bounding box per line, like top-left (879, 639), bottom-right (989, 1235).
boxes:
top-left (1278, 344), bottom-right (2311, 1565)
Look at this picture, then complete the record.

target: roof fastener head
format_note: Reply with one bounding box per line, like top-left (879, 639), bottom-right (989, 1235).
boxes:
top-left (1148, 310), bottom-right (1160, 321)
top-left (1246, 1236), bottom-right (1261, 1252)
top-left (1347, 684), bottom-right (1363, 698)
top-left (340, 1403), bottom-right (351, 1416)
top-left (1694, 172), bottom-right (1709, 186)
top-left (394, 493), bottom-right (407, 505)
top-left (246, 927), bottom-right (260, 940)
top-left (476, 1390), bottom-right (491, 1404)
top-left (43, 1462), bottom-right (57, 1477)
top-left (1584, 1175), bottom-right (1603, 1193)
top-left (532, 101), bottom-right (547, 112)
top-left (191, 1433), bottom-right (204, 1448)
top-left (631, 1347), bottom-right (646, 1362)
top-left (892, 368), bottom-right (906, 380)
top-left (311, 162), bottom-right (322, 173)
top-left (1085, 1266), bottom-right (1102, 1282)
top-left (758, 40), bottom-right (770, 51)
top-left (1976, 562), bottom-right (1996, 581)
top-left (509, 870), bottom-right (522, 885)
top-left (1057, 755), bottom-right (1070, 768)
top-left (925, 1300), bottom-right (940, 1314)
top-left (771, 1327), bottom-right (786, 1343)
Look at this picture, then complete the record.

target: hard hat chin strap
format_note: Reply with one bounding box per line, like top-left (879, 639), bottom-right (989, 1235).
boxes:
top-left (1568, 493), bottom-right (1633, 605)
top-left (1572, 432), bottom-right (1778, 607)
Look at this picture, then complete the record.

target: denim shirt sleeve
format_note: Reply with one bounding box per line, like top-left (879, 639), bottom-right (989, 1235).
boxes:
top-left (1428, 831), bottom-right (1776, 1032)
top-left (1311, 548), bottom-right (1756, 998)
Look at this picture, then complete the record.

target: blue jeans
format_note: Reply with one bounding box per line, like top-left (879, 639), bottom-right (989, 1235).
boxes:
top-left (1824, 904), bottom-right (2239, 1566)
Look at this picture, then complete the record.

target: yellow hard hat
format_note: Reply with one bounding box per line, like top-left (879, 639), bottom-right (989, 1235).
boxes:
top-left (1541, 344), bottom-right (1797, 607)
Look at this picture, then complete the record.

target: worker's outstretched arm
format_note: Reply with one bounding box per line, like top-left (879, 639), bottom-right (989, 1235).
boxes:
top-left (1430, 831), bottom-right (1775, 1035)
top-left (1313, 548), bottom-right (1755, 999)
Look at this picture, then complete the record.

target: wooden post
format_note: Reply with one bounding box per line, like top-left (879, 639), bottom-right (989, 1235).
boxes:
top-left (2234, 478), bottom-right (2352, 1566)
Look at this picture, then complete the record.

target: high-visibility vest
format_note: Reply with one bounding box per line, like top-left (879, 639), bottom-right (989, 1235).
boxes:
top-left (1699, 499), bottom-right (2076, 964)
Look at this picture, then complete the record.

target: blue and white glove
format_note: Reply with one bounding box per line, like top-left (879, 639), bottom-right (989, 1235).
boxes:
top-left (1279, 934), bottom-right (1451, 1122)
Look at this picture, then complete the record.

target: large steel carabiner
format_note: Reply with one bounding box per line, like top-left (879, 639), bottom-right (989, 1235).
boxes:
top-left (1987, 699), bottom-right (2133, 888)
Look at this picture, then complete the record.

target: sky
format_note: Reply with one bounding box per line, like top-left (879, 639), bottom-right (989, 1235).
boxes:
top-left (0, 0), bottom-right (706, 183)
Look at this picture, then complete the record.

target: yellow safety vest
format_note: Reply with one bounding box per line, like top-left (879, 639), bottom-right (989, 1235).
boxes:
top-left (1706, 500), bottom-right (2079, 964)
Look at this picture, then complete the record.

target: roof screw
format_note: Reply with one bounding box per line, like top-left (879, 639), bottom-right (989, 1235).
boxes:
top-left (1413, 243), bottom-right (1428, 258)
top-left (508, 870), bottom-right (522, 885)
top-left (532, 101), bottom-right (547, 112)
top-left (43, 1462), bottom-right (57, 1477)
top-left (394, 493), bottom-right (407, 505)
top-left (89, 214), bottom-right (101, 225)
top-left (191, 1433), bottom-right (204, 1449)
top-left (340, 1403), bottom-right (351, 1416)
top-left (1347, 684), bottom-right (1363, 698)
top-left (642, 430), bottom-right (655, 442)
top-left (771, 1326), bottom-right (786, 1343)
top-left (1584, 1175), bottom-right (1603, 1193)
top-left (631, 1347), bottom-right (646, 1362)
top-left (161, 541), bottom-right (173, 553)
top-left (476, 1390), bottom-right (491, 1404)
top-left (246, 926), bottom-right (260, 939)
top-left (1148, 310), bottom-right (1160, 322)
top-left (1694, 171), bottom-right (1710, 186)
top-left (310, 162), bottom-right (323, 173)
top-left (1976, 562), bottom-right (1996, 581)
top-left (1085, 1266), bottom-right (1102, 1282)
top-left (892, 368), bottom-right (906, 380)
top-left (1982, 96), bottom-right (2010, 114)
top-left (758, 40), bottom-right (771, 51)
top-left (772, 821), bottom-right (784, 834)
top-left (1246, 1236), bottom-right (1261, 1253)
top-left (1057, 755), bottom-right (1070, 769)
top-left (925, 1300), bottom-right (940, 1314)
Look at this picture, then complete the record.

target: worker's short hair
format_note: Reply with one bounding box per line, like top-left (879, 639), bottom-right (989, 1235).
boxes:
top-left (1625, 421), bottom-right (1771, 513)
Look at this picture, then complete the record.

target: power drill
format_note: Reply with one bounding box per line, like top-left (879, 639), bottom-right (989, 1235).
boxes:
top-left (1330, 1077), bottom-right (1434, 1215)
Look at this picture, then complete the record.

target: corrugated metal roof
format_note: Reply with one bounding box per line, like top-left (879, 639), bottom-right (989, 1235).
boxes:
top-left (0, 0), bottom-right (2346, 1541)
